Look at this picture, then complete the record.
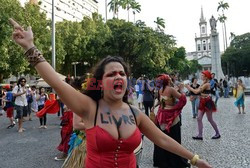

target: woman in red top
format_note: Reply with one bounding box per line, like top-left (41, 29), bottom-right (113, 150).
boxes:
top-left (10, 18), bottom-right (211, 168)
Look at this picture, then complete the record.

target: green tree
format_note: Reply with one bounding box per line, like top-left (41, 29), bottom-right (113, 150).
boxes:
top-left (154, 17), bottom-right (165, 31)
top-left (108, 0), bottom-right (121, 18)
top-left (0, 0), bottom-right (50, 81)
top-left (222, 33), bottom-right (250, 77)
top-left (131, 1), bottom-right (141, 23)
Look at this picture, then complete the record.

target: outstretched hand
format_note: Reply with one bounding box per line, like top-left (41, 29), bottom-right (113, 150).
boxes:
top-left (9, 18), bottom-right (34, 51)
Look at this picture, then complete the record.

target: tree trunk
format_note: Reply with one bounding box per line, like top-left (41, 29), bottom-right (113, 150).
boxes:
top-left (224, 21), bottom-right (228, 49)
top-left (221, 23), bottom-right (225, 52)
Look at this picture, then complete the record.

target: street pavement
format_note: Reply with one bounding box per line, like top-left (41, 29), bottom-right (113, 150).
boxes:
top-left (0, 97), bottom-right (249, 168)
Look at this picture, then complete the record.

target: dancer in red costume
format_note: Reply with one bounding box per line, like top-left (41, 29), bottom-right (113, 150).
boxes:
top-left (55, 105), bottom-right (73, 161)
top-left (10, 18), bottom-right (212, 168)
top-left (186, 70), bottom-right (220, 140)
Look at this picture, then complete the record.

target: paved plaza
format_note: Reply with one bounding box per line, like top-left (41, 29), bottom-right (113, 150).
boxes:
top-left (0, 97), bottom-right (249, 168)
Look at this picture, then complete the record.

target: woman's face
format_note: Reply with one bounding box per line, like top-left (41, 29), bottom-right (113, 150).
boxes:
top-left (41, 88), bottom-right (45, 93)
top-left (201, 74), bottom-right (206, 81)
top-left (102, 62), bottom-right (127, 101)
top-left (193, 79), bottom-right (197, 84)
top-left (237, 80), bottom-right (242, 84)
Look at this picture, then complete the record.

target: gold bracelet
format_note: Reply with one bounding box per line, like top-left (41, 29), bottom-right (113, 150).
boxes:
top-left (24, 46), bottom-right (46, 66)
top-left (190, 154), bottom-right (200, 166)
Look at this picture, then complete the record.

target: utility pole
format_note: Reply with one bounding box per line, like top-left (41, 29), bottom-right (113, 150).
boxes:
top-left (52, 0), bottom-right (56, 70)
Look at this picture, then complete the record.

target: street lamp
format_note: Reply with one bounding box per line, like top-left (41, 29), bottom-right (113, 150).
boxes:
top-left (72, 62), bottom-right (80, 78)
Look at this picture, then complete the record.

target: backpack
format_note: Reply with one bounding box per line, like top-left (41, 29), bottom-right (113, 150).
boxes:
top-left (27, 94), bottom-right (33, 103)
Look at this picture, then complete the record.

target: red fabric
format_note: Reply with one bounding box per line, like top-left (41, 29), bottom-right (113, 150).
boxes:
top-left (202, 70), bottom-right (212, 80)
top-left (36, 100), bottom-right (60, 118)
top-left (156, 94), bottom-right (187, 133)
top-left (85, 126), bottom-right (141, 168)
top-left (6, 107), bottom-right (14, 118)
top-left (199, 97), bottom-right (216, 112)
top-left (57, 111), bottom-right (73, 153)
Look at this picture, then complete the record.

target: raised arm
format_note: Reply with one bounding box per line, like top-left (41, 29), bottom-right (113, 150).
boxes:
top-left (9, 18), bottom-right (93, 118)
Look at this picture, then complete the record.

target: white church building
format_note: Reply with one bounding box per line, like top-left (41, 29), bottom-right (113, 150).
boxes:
top-left (186, 7), bottom-right (212, 71)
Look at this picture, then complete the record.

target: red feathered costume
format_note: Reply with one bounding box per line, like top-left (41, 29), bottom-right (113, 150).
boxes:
top-left (57, 110), bottom-right (73, 153)
top-left (156, 94), bottom-right (187, 133)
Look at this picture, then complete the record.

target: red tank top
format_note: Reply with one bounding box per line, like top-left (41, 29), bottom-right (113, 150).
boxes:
top-left (85, 102), bottom-right (141, 168)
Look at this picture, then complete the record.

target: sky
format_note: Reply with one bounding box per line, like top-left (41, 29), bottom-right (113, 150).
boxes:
top-left (98, 0), bottom-right (250, 52)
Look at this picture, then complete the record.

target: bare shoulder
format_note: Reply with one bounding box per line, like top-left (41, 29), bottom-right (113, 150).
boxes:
top-left (128, 104), bottom-right (141, 117)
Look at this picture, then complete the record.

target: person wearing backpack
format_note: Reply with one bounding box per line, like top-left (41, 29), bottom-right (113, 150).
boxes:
top-left (2, 84), bottom-right (16, 128)
top-left (12, 77), bottom-right (28, 133)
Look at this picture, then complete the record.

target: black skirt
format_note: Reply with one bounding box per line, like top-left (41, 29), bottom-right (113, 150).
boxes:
top-left (153, 121), bottom-right (190, 168)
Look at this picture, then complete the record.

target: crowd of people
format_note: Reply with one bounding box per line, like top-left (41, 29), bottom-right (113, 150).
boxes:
top-left (0, 18), bottom-right (247, 168)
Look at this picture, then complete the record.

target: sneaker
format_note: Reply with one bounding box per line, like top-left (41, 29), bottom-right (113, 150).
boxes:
top-left (18, 129), bottom-right (23, 133)
top-left (39, 126), bottom-right (44, 129)
top-left (7, 125), bottom-right (13, 129)
top-left (54, 153), bottom-right (67, 161)
top-left (43, 126), bottom-right (47, 129)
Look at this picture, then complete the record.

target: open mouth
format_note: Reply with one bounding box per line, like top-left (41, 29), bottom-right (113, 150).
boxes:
top-left (113, 81), bottom-right (123, 94)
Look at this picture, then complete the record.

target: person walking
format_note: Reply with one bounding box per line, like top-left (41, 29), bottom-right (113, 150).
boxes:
top-left (12, 77), bottom-right (28, 133)
top-left (10, 18), bottom-right (212, 168)
top-left (2, 85), bottom-right (15, 128)
top-left (185, 71), bottom-right (220, 140)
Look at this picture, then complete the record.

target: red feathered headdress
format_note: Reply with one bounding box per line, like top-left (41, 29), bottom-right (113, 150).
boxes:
top-left (202, 70), bottom-right (212, 80)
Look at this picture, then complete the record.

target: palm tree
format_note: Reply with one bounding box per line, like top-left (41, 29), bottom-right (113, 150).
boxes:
top-left (217, 1), bottom-right (229, 49)
top-left (131, 1), bottom-right (141, 23)
top-left (154, 17), bottom-right (165, 31)
top-left (218, 14), bottom-right (227, 51)
top-left (105, 0), bottom-right (108, 21)
top-left (108, 0), bottom-right (121, 18)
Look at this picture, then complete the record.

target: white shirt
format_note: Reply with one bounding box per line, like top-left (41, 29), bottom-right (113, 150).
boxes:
top-left (135, 85), bottom-right (139, 92)
top-left (12, 85), bottom-right (28, 106)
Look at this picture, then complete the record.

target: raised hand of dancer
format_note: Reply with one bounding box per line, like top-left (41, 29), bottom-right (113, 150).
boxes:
top-left (196, 159), bottom-right (212, 168)
top-left (9, 18), bottom-right (34, 51)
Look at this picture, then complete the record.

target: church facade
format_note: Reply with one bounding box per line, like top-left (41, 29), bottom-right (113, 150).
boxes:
top-left (187, 7), bottom-right (212, 71)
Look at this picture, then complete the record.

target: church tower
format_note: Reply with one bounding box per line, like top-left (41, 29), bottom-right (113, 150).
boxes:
top-left (199, 7), bottom-right (207, 37)
top-left (193, 7), bottom-right (212, 71)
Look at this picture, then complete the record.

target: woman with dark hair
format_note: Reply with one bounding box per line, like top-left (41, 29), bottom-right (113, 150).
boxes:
top-left (36, 87), bottom-right (48, 128)
top-left (190, 77), bottom-right (200, 118)
top-left (153, 74), bottom-right (190, 168)
top-left (185, 71), bottom-right (220, 140)
top-left (10, 18), bottom-right (212, 168)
